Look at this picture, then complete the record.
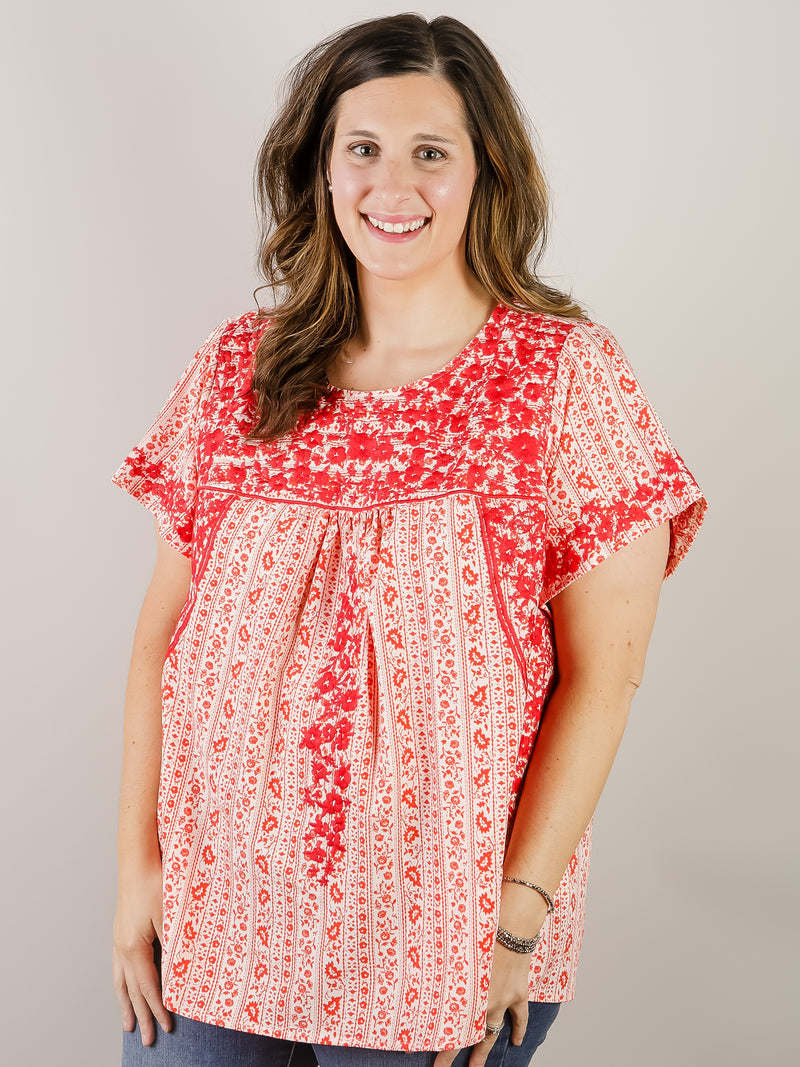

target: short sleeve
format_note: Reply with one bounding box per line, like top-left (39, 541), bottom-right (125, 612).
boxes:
top-left (112, 320), bottom-right (228, 556)
top-left (541, 322), bottom-right (707, 603)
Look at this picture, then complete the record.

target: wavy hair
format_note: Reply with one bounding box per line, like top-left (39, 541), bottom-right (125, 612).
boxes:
top-left (250, 13), bottom-right (584, 440)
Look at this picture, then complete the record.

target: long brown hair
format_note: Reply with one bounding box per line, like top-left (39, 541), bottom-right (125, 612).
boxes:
top-left (251, 14), bottom-right (584, 441)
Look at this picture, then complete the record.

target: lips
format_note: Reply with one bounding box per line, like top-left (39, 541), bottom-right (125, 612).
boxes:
top-left (363, 214), bottom-right (430, 235)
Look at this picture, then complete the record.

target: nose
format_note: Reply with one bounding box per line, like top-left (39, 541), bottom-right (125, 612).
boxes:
top-left (371, 156), bottom-right (415, 205)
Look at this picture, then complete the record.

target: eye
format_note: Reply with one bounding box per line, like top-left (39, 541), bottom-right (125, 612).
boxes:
top-left (417, 146), bottom-right (446, 162)
top-left (350, 143), bottom-right (378, 158)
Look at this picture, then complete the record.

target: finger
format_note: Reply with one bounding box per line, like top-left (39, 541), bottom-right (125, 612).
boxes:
top-left (433, 1049), bottom-right (460, 1066)
top-left (118, 942), bottom-right (172, 1044)
top-left (112, 948), bottom-right (136, 1032)
top-left (508, 1000), bottom-right (529, 1047)
top-left (127, 978), bottom-right (157, 1047)
top-left (133, 955), bottom-right (173, 1039)
top-left (467, 1038), bottom-right (494, 1067)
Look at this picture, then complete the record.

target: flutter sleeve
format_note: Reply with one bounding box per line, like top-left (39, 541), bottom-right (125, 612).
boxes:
top-left (112, 320), bottom-right (229, 556)
top-left (541, 321), bottom-right (707, 604)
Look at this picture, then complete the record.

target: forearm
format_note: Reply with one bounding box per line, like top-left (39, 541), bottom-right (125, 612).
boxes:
top-left (117, 613), bottom-right (171, 870)
top-left (114, 533), bottom-right (190, 1039)
top-left (118, 534), bottom-right (192, 875)
top-left (499, 676), bottom-right (634, 934)
top-left (499, 522), bottom-right (670, 934)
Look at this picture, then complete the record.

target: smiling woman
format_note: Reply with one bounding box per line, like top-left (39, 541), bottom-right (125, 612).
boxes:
top-left (248, 15), bottom-right (585, 436)
top-left (329, 76), bottom-right (476, 277)
top-left (325, 74), bottom-right (490, 390)
top-left (112, 13), bottom-right (705, 1067)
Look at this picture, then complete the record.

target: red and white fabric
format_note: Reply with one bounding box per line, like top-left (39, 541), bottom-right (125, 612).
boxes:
top-left (114, 305), bottom-right (706, 1051)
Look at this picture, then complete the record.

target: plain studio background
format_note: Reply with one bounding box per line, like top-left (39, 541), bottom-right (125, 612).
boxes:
top-left (1, 1), bottom-right (797, 1063)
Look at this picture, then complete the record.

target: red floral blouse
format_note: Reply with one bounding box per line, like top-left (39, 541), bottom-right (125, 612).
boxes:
top-left (113, 305), bottom-right (706, 1051)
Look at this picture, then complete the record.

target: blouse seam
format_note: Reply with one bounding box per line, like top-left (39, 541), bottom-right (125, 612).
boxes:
top-left (539, 322), bottom-right (583, 585)
top-left (196, 484), bottom-right (547, 513)
top-left (542, 321), bottom-right (584, 485)
top-left (166, 502), bottom-right (231, 655)
top-left (542, 486), bottom-right (706, 604)
top-left (475, 499), bottom-right (529, 691)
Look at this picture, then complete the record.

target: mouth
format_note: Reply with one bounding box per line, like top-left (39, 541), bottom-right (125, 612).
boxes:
top-left (362, 213), bottom-right (430, 238)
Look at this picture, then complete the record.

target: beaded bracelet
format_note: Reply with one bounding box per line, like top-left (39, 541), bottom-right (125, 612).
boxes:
top-left (502, 876), bottom-right (555, 914)
top-left (495, 925), bottom-right (541, 954)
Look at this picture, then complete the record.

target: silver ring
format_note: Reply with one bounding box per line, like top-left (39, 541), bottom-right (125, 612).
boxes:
top-left (485, 1022), bottom-right (504, 1037)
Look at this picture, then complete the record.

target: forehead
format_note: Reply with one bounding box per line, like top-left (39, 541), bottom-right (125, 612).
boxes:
top-left (333, 74), bottom-right (469, 136)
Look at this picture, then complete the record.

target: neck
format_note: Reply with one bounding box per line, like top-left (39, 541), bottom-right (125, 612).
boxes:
top-left (354, 257), bottom-right (494, 356)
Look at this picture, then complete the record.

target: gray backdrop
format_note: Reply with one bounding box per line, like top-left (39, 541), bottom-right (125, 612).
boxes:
top-left (1, 1), bottom-right (797, 1063)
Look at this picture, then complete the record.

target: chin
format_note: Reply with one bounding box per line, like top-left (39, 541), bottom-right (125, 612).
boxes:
top-left (356, 255), bottom-right (427, 283)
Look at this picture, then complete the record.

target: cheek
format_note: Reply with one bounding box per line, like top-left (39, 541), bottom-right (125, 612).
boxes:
top-left (427, 172), bottom-right (476, 221)
top-left (329, 160), bottom-right (363, 198)
top-left (331, 172), bottom-right (370, 224)
top-left (330, 174), bottom-right (366, 237)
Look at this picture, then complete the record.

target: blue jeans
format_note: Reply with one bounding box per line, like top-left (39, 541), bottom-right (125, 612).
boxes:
top-left (121, 1003), bottom-right (560, 1066)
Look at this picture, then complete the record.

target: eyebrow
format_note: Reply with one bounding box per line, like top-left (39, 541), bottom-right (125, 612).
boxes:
top-left (341, 129), bottom-right (457, 144)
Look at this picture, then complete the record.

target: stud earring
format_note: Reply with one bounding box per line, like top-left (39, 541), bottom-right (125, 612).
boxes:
top-left (328, 183), bottom-right (333, 193)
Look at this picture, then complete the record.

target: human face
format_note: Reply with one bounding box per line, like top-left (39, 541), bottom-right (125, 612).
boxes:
top-left (327, 74), bottom-right (478, 286)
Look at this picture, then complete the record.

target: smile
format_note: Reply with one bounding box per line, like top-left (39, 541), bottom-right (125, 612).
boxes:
top-left (365, 215), bottom-right (429, 234)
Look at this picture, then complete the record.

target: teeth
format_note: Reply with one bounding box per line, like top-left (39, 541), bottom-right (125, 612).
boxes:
top-left (367, 215), bottom-right (427, 233)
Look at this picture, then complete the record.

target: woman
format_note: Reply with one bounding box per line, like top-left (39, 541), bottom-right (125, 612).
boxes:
top-left (112, 14), bottom-right (705, 1067)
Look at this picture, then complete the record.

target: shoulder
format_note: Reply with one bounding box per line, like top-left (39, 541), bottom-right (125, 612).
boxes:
top-left (208, 310), bottom-right (271, 380)
top-left (493, 307), bottom-right (591, 356)
top-left (216, 309), bottom-right (271, 351)
top-left (486, 307), bottom-right (609, 376)
top-left (498, 310), bottom-right (631, 375)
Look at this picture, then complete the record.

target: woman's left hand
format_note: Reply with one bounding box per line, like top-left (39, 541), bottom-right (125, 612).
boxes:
top-left (433, 943), bottom-right (532, 1066)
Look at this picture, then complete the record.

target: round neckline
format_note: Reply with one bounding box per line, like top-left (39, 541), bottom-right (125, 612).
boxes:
top-left (328, 302), bottom-right (505, 401)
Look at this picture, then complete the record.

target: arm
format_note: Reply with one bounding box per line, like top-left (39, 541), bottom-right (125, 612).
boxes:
top-left (435, 521), bottom-right (671, 1066)
top-left (112, 528), bottom-right (191, 1046)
